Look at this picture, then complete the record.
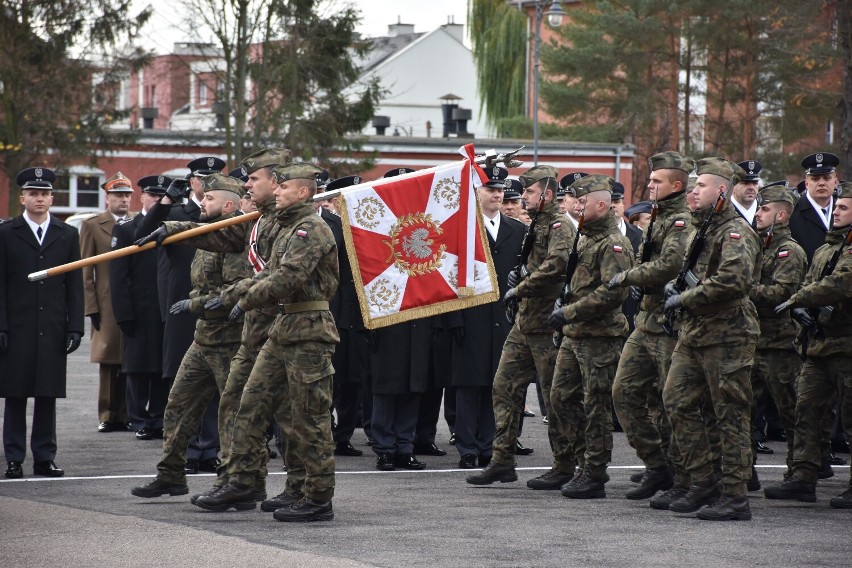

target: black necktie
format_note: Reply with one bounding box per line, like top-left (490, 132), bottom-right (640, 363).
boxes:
top-left (490, 220), bottom-right (495, 227)
top-left (822, 207), bottom-right (828, 217)
top-left (36, 226), bottom-right (43, 242)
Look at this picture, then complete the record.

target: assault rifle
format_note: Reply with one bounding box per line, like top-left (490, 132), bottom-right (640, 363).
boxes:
top-left (632, 199), bottom-right (659, 305)
top-left (551, 204), bottom-right (586, 347)
top-left (505, 190), bottom-right (547, 324)
top-left (663, 188), bottom-right (726, 335)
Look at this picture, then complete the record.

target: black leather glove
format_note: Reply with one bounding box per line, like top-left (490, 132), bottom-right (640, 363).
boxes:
top-left (628, 286), bottom-right (643, 302)
top-left (0, 331), bottom-right (8, 354)
top-left (790, 308), bottom-right (816, 330)
top-left (663, 281), bottom-right (678, 301)
top-left (170, 299), bottom-right (191, 315)
top-left (607, 271), bottom-right (627, 290)
top-left (204, 296), bottom-right (224, 311)
top-left (663, 293), bottom-right (682, 317)
top-left (118, 320), bottom-right (136, 337)
top-left (89, 313), bottom-right (101, 331)
top-left (165, 179), bottom-right (189, 202)
top-left (548, 305), bottom-right (567, 331)
top-left (507, 271), bottom-right (520, 289)
top-left (66, 332), bottom-right (82, 354)
top-left (228, 303), bottom-right (245, 322)
top-left (134, 225), bottom-right (169, 247)
top-left (502, 287), bottom-right (518, 307)
top-left (451, 327), bottom-right (465, 347)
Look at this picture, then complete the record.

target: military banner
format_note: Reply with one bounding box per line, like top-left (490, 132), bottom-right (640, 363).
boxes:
top-left (338, 145), bottom-right (499, 329)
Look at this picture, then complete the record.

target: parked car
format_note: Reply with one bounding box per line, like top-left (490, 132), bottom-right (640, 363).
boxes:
top-left (64, 212), bottom-right (98, 230)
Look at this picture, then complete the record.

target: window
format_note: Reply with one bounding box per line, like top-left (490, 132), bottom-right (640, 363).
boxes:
top-left (199, 81), bottom-right (208, 105)
top-left (51, 166), bottom-right (106, 214)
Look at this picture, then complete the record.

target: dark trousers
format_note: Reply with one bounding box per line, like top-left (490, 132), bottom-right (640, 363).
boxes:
top-left (372, 392), bottom-right (421, 456)
top-left (454, 386), bottom-right (495, 459)
top-left (443, 387), bottom-right (456, 433)
top-left (187, 393), bottom-right (220, 460)
top-left (414, 386), bottom-right (444, 446)
top-left (333, 380), bottom-right (362, 444)
top-left (97, 363), bottom-right (128, 423)
top-left (3, 397), bottom-right (57, 463)
top-left (332, 329), bottom-right (368, 444)
top-left (126, 373), bottom-right (171, 431)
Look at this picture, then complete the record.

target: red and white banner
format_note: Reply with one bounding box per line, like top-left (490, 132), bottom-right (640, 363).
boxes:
top-left (338, 145), bottom-right (499, 329)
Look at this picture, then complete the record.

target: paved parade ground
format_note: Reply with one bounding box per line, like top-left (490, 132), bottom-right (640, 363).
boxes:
top-left (1, 329), bottom-right (850, 567)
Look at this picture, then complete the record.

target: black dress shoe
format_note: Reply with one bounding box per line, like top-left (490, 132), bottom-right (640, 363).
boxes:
top-left (515, 441), bottom-right (534, 455)
top-left (135, 428), bottom-right (153, 440)
top-left (394, 454), bottom-right (427, 470)
top-left (523, 409), bottom-right (536, 417)
top-left (185, 458), bottom-right (200, 474)
top-left (5, 461), bottom-right (23, 479)
top-left (376, 454), bottom-right (395, 471)
top-left (366, 437), bottom-right (377, 446)
top-left (98, 421), bottom-right (114, 433)
top-left (33, 460), bottom-right (64, 477)
top-left (413, 443), bottom-right (446, 456)
top-left (131, 478), bottom-right (189, 498)
top-left (448, 432), bottom-right (456, 445)
top-left (755, 441), bottom-right (774, 455)
top-left (828, 451), bottom-right (848, 465)
top-left (273, 497), bottom-right (334, 522)
top-left (334, 442), bottom-right (363, 456)
top-left (199, 457), bottom-right (221, 472)
top-left (459, 454), bottom-right (477, 469)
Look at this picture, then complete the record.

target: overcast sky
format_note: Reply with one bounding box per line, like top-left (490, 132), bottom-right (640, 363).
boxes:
top-left (131, 0), bottom-right (470, 54)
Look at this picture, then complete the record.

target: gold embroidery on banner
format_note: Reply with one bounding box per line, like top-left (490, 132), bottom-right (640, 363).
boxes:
top-left (432, 175), bottom-right (460, 210)
top-left (368, 278), bottom-right (401, 312)
top-left (354, 196), bottom-right (385, 230)
top-left (382, 212), bottom-right (446, 276)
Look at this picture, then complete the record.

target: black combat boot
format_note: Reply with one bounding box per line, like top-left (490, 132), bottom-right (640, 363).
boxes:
top-left (625, 467), bottom-right (673, 500)
top-left (273, 497), bottom-right (334, 522)
top-left (527, 467), bottom-right (575, 490)
top-left (261, 490), bottom-right (305, 512)
top-left (630, 469), bottom-right (646, 484)
top-left (829, 487), bottom-right (852, 509)
top-left (817, 456), bottom-right (835, 479)
top-left (668, 480), bottom-right (721, 513)
top-left (696, 494), bottom-right (752, 521)
top-left (466, 461), bottom-right (518, 485)
top-left (561, 470), bottom-right (606, 499)
top-left (131, 478), bottom-right (189, 498)
top-left (193, 482), bottom-right (256, 511)
top-left (190, 484), bottom-right (224, 505)
top-left (649, 485), bottom-right (689, 510)
top-left (747, 466), bottom-right (760, 492)
top-left (763, 476), bottom-right (816, 502)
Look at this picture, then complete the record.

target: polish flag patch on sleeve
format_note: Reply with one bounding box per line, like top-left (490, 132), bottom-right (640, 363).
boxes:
top-left (296, 229), bottom-right (308, 238)
top-left (674, 220), bottom-right (686, 228)
top-left (552, 222), bottom-right (562, 229)
top-left (613, 244), bottom-right (623, 253)
top-left (729, 232), bottom-right (741, 240)
top-left (777, 250), bottom-right (789, 258)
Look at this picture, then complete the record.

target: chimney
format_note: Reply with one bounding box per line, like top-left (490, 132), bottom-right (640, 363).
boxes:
top-left (388, 16), bottom-right (415, 37)
top-left (441, 16), bottom-right (464, 43)
top-left (372, 115), bottom-right (391, 136)
top-left (440, 93), bottom-right (461, 138)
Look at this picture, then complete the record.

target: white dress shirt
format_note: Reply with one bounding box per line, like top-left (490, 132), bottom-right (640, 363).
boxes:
top-left (23, 211), bottom-right (50, 244)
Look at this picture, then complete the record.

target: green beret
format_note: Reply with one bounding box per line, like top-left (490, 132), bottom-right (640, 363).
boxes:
top-left (837, 181), bottom-right (852, 199)
top-left (757, 181), bottom-right (797, 207)
top-left (649, 151), bottom-right (695, 173)
top-left (519, 165), bottom-right (559, 188)
top-left (239, 147), bottom-right (292, 174)
top-left (200, 173), bottom-right (244, 196)
top-left (570, 174), bottom-right (614, 198)
top-left (695, 157), bottom-right (736, 181)
top-left (271, 162), bottom-right (324, 183)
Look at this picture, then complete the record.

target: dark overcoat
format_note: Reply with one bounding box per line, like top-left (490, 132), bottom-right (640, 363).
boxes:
top-left (369, 318), bottom-right (433, 395)
top-left (789, 196), bottom-right (828, 264)
top-left (445, 215), bottom-right (525, 387)
top-left (109, 214), bottom-right (163, 374)
top-left (0, 215), bottom-right (83, 397)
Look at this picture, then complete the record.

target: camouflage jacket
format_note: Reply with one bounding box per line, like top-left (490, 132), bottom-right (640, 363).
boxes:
top-left (184, 212), bottom-right (251, 347)
top-left (515, 201), bottom-right (574, 334)
top-left (788, 226), bottom-right (852, 357)
top-left (560, 213), bottom-right (633, 338)
top-left (163, 196), bottom-right (282, 352)
top-left (679, 202), bottom-right (761, 347)
top-left (241, 199), bottom-right (340, 346)
top-left (749, 224), bottom-right (806, 351)
top-left (620, 192), bottom-right (693, 335)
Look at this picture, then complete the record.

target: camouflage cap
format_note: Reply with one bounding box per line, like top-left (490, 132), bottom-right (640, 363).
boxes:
top-left (695, 157), bottom-right (735, 181)
top-left (201, 173), bottom-right (244, 196)
top-left (519, 165), bottom-right (559, 188)
top-left (649, 151), bottom-right (695, 174)
top-left (239, 147), bottom-right (292, 175)
top-left (837, 181), bottom-right (852, 199)
top-left (271, 162), bottom-right (324, 184)
top-left (757, 181), bottom-right (797, 207)
top-left (570, 174), bottom-right (614, 198)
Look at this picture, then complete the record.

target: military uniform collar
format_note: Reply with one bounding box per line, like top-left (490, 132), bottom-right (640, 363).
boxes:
top-left (825, 225), bottom-right (851, 245)
top-left (582, 211), bottom-right (618, 238)
top-left (258, 196), bottom-right (277, 215)
top-left (275, 199), bottom-right (315, 225)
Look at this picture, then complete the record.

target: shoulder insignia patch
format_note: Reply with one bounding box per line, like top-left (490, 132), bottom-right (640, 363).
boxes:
top-left (296, 229), bottom-right (308, 238)
top-left (777, 250), bottom-right (789, 258)
top-left (613, 244), bottom-right (623, 253)
top-left (729, 232), bottom-right (741, 240)
top-left (552, 222), bottom-right (562, 229)
top-left (674, 220), bottom-right (686, 228)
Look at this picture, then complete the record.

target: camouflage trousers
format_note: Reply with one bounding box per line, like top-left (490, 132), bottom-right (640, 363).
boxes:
top-left (751, 349), bottom-right (800, 471)
top-left (227, 339), bottom-right (337, 501)
top-left (664, 341), bottom-right (755, 496)
top-left (215, 344), bottom-right (268, 490)
top-left (550, 336), bottom-right (623, 477)
top-left (612, 330), bottom-right (676, 474)
top-left (491, 328), bottom-right (558, 467)
top-left (156, 342), bottom-right (238, 484)
top-left (791, 354), bottom-right (852, 485)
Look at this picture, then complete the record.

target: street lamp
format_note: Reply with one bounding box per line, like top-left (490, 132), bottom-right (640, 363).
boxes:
top-left (531, 1), bottom-right (566, 165)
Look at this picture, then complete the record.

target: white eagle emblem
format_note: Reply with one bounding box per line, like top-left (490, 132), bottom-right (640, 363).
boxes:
top-left (207, 157), bottom-right (215, 167)
top-left (402, 228), bottom-right (434, 259)
top-left (35, 167), bottom-right (43, 178)
top-left (816, 153), bottom-right (824, 164)
top-left (157, 176), bottom-right (165, 185)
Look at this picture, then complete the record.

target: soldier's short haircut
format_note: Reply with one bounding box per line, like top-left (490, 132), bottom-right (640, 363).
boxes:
top-left (587, 189), bottom-right (612, 206)
top-left (304, 178), bottom-right (318, 197)
top-left (668, 168), bottom-right (689, 190)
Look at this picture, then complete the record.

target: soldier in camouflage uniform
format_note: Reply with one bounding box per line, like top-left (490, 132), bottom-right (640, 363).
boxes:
top-left (137, 148), bottom-right (291, 503)
top-left (662, 158), bottom-right (761, 521)
top-left (195, 162), bottom-right (341, 522)
top-left (764, 181), bottom-right (852, 509)
top-left (131, 174), bottom-right (249, 498)
top-left (608, 152), bottom-right (695, 503)
top-left (545, 175), bottom-right (633, 499)
top-left (747, 182), bottom-right (806, 489)
top-left (466, 165), bottom-right (573, 486)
